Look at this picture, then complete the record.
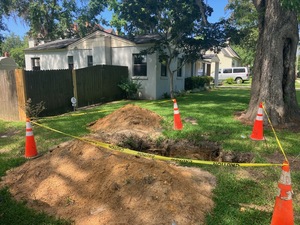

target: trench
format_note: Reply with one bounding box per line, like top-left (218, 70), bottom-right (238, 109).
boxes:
top-left (117, 134), bottom-right (254, 164)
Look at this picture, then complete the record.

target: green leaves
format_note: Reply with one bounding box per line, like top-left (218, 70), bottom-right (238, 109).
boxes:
top-left (280, 0), bottom-right (300, 13)
top-left (6, 0), bottom-right (109, 40)
top-left (0, 34), bottom-right (28, 68)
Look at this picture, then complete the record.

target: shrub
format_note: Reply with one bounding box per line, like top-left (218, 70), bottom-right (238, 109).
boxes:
top-left (185, 76), bottom-right (213, 90)
top-left (118, 78), bottom-right (142, 99)
top-left (226, 77), bottom-right (234, 84)
top-left (25, 98), bottom-right (46, 120)
top-left (162, 92), bottom-right (170, 99)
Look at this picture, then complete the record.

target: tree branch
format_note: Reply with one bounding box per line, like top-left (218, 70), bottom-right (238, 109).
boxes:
top-left (195, 0), bottom-right (208, 26)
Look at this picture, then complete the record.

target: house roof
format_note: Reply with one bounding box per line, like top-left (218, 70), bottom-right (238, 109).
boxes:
top-left (25, 38), bottom-right (79, 51)
top-left (133, 34), bottom-right (162, 44)
top-left (221, 46), bottom-right (240, 59)
top-left (24, 31), bottom-right (163, 52)
top-left (202, 54), bottom-right (220, 62)
top-left (202, 54), bottom-right (216, 59)
top-left (104, 28), bottom-right (116, 34)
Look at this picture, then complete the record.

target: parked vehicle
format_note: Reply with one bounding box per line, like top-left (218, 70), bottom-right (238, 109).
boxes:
top-left (212, 67), bottom-right (250, 84)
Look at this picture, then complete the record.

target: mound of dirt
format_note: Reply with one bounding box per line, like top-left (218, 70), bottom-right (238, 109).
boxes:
top-left (1, 104), bottom-right (218, 225)
top-left (89, 104), bottom-right (163, 138)
top-left (1, 141), bottom-right (216, 224)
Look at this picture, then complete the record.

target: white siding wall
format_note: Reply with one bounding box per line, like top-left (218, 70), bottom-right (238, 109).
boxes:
top-left (156, 55), bottom-right (170, 99)
top-left (25, 49), bottom-right (94, 70)
top-left (174, 58), bottom-right (185, 93)
top-left (112, 46), bottom-right (159, 99)
top-left (217, 54), bottom-right (233, 68)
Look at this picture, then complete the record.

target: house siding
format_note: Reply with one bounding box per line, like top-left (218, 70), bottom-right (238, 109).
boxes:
top-left (25, 49), bottom-right (95, 70)
top-left (112, 46), bottom-right (158, 99)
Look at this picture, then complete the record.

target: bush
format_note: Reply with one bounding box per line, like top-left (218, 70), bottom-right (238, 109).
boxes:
top-left (226, 77), bottom-right (234, 84)
top-left (118, 78), bottom-right (142, 99)
top-left (25, 98), bottom-right (46, 120)
top-left (185, 76), bottom-right (213, 90)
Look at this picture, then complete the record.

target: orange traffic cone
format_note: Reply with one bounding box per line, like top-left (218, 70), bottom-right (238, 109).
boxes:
top-left (173, 99), bottom-right (183, 130)
top-left (270, 161), bottom-right (294, 225)
top-left (25, 118), bottom-right (38, 158)
top-left (250, 102), bottom-right (264, 140)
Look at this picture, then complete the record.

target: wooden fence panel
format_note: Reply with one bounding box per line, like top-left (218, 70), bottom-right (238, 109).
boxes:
top-left (0, 70), bottom-right (19, 121)
top-left (75, 65), bottom-right (128, 107)
top-left (25, 70), bottom-right (73, 116)
top-left (101, 65), bottom-right (128, 99)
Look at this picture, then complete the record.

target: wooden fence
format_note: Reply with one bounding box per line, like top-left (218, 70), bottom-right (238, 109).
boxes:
top-left (0, 70), bottom-right (21, 121)
top-left (0, 65), bottom-right (128, 121)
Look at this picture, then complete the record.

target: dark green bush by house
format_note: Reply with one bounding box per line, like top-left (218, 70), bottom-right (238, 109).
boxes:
top-left (118, 78), bottom-right (142, 99)
top-left (185, 76), bottom-right (213, 90)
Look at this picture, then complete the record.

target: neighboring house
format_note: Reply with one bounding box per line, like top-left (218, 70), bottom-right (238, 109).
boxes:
top-left (216, 45), bottom-right (242, 68)
top-left (195, 45), bottom-right (242, 77)
top-left (24, 30), bottom-right (196, 100)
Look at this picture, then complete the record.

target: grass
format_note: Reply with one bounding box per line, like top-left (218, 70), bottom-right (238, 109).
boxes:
top-left (221, 77), bottom-right (300, 89)
top-left (1, 89), bottom-right (300, 224)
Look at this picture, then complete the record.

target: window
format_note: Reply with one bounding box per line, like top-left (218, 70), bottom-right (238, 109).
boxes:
top-left (177, 58), bottom-right (183, 77)
top-left (87, 55), bottom-right (93, 67)
top-left (233, 68), bottom-right (245, 73)
top-left (223, 68), bottom-right (232, 73)
top-left (31, 58), bottom-right (40, 71)
top-left (68, 56), bottom-right (74, 70)
top-left (161, 60), bottom-right (167, 77)
top-left (133, 54), bottom-right (147, 76)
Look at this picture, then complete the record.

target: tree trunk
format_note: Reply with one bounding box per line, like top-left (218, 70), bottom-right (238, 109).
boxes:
top-left (168, 65), bottom-right (175, 99)
top-left (245, 0), bottom-right (300, 127)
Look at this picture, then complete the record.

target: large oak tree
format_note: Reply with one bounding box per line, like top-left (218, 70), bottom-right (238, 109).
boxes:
top-left (243, 0), bottom-right (300, 127)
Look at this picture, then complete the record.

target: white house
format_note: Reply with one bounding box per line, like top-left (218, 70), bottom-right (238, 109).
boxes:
top-left (24, 30), bottom-right (196, 100)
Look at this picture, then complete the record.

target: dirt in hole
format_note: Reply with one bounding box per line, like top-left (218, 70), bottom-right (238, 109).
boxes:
top-left (1, 104), bottom-right (253, 225)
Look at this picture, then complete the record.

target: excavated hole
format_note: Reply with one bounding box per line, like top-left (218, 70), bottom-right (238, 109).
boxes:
top-left (88, 104), bottom-right (254, 164)
top-left (117, 134), bottom-right (254, 163)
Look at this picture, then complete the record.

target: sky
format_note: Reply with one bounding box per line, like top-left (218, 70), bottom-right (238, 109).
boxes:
top-left (2, 0), bottom-right (230, 38)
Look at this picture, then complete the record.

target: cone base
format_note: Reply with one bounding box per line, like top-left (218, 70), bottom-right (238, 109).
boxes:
top-left (250, 135), bottom-right (264, 141)
top-left (25, 153), bottom-right (39, 159)
top-left (174, 126), bottom-right (183, 130)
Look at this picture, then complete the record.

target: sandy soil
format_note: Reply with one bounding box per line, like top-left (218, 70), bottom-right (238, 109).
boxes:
top-left (1, 104), bottom-right (217, 225)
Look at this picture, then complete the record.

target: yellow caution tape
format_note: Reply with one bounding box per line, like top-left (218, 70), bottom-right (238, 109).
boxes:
top-left (70, 109), bottom-right (109, 116)
top-left (69, 100), bottom-right (171, 117)
top-left (31, 121), bottom-right (285, 167)
top-left (262, 102), bottom-right (288, 162)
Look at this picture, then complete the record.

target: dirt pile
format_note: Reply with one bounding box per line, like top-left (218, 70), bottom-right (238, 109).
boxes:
top-left (89, 104), bottom-right (163, 138)
top-left (1, 104), bottom-right (217, 225)
top-left (2, 141), bottom-right (216, 224)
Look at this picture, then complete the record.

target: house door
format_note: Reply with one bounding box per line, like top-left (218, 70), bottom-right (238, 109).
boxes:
top-left (206, 64), bottom-right (211, 76)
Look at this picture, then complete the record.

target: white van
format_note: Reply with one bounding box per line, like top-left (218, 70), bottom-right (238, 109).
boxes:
top-left (212, 67), bottom-right (250, 84)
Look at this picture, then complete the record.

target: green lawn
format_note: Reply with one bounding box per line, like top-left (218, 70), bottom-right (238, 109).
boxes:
top-left (221, 77), bottom-right (300, 89)
top-left (0, 88), bottom-right (299, 225)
